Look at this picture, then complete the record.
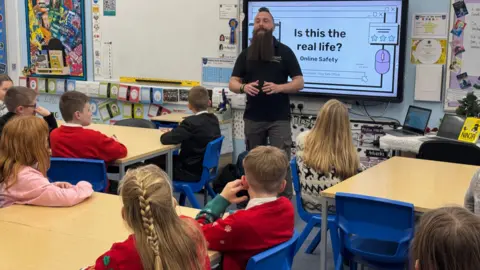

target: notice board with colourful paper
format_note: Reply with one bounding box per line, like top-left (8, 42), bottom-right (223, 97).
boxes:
top-left (445, 0), bottom-right (480, 111)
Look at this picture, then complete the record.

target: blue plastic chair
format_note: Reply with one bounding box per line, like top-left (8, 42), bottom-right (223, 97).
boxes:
top-left (48, 158), bottom-right (108, 192)
top-left (173, 136), bottom-right (224, 209)
top-left (334, 193), bottom-right (415, 270)
top-left (290, 157), bottom-right (339, 259)
top-left (246, 231), bottom-right (299, 270)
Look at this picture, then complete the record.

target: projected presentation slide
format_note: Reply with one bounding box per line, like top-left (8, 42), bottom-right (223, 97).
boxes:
top-left (247, 1), bottom-right (404, 99)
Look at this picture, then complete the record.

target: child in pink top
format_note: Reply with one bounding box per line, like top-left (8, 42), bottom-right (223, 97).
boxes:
top-left (0, 116), bottom-right (93, 207)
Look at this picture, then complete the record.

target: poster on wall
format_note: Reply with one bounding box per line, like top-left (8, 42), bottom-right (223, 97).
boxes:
top-left (0, 0), bottom-right (7, 74)
top-left (25, 0), bottom-right (87, 79)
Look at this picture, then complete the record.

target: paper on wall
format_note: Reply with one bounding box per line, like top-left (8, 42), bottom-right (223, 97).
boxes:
top-left (202, 57), bottom-right (235, 88)
top-left (412, 13), bottom-right (449, 38)
top-left (462, 4), bottom-right (480, 76)
top-left (219, 4), bottom-right (238, 19)
top-left (414, 65), bottom-right (443, 102)
top-left (411, 39), bottom-right (447, 64)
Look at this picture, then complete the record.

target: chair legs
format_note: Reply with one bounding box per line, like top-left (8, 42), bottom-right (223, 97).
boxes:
top-left (179, 193), bottom-right (186, 206)
top-left (306, 230), bottom-right (321, 254)
top-left (328, 221), bottom-right (340, 266)
top-left (205, 184), bottom-right (216, 198)
top-left (183, 186), bottom-right (201, 209)
top-left (295, 218), bottom-right (318, 254)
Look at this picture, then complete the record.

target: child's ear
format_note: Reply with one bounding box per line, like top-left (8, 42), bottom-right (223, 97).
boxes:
top-left (121, 206), bottom-right (126, 221)
top-left (208, 100), bottom-right (212, 107)
top-left (279, 179), bottom-right (287, 193)
top-left (241, 175), bottom-right (249, 190)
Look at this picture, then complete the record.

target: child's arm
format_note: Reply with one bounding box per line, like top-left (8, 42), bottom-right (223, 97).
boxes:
top-left (95, 131), bottom-right (128, 163)
top-left (160, 121), bottom-right (193, 145)
top-left (465, 169), bottom-right (480, 213)
top-left (195, 180), bottom-right (249, 252)
top-left (85, 236), bottom-right (135, 270)
top-left (16, 168), bottom-right (93, 207)
top-left (36, 106), bottom-right (58, 132)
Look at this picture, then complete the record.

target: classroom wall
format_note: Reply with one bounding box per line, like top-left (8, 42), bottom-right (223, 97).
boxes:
top-left (7, 0), bottom-right (450, 160)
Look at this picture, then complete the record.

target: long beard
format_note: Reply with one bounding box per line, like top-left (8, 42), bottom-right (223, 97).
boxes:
top-left (248, 29), bottom-right (274, 62)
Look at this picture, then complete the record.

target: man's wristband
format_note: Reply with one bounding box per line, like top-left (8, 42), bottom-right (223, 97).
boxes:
top-left (240, 84), bottom-right (246, 94)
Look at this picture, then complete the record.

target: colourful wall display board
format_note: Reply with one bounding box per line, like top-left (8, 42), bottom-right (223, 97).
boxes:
top-left (0, 0), bottom-right (7, 74)
top-left (25, 0), bottom-right (86, 79)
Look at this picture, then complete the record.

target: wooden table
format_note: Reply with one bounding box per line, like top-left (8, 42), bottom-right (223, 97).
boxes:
top-left (151, 113), bottom-right (190, 123)
top-left (0, 193), bottom-right (221, 269)
top-left (58, 122), bottom-right (179, 179)
top-left (319, 157), bottom-right (479, 270)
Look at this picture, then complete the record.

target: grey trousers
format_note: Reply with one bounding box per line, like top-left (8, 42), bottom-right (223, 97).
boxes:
top-left (244, 119), bottom-right (293, 199)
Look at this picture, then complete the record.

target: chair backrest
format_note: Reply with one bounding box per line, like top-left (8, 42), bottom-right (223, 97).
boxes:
top-left (114, 119), bottom-right (156, 129)
top-left (417, 140), bottom-right (480, 166)
top-left (200, 136), bottom-right (224, 184)
top-left (246, 231), bottom-right (299, 270)
top-left (48, 158), bottom-right (107, 192)
top-left (335, 192), bottom-right (415, 264)
top-left (290, 157), bottom-right (314, 222)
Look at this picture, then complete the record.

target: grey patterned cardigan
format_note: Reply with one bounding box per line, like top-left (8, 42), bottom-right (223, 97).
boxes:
top-left (465, 169), bottom-right (480, 215)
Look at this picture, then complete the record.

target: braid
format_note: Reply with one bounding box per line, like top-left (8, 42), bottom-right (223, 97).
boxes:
top-left (137, 179), bottom-right (163, 270)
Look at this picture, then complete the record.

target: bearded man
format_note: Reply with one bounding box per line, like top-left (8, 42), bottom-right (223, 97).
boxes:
top-left (229, 7), bottom-right (304, 199)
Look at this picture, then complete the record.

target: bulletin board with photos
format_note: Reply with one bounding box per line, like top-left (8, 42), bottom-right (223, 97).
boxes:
top-left (445, 0), bottom-right (480, 110)
top-left (25, 0), bottom-right (87, 79)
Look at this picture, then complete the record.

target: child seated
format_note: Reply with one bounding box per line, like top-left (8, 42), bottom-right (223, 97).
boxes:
top-left (0, 86), bottom-right (57, 136)
top-left (50, 91), bottom-right (127, 163)
top-left (411, 206), bottom-right (480, 269)
top-left (196, 146), bottom-right (294, 270)
top-left (0, 116), bottom-right (93, 207)
top-left (83, 165), bottom-right (210, 270)
top-left (0, 75), bottom-right (13, 116)
top-left (160, 86), bottom-right (221, 182)
top-left (295, 99), bottom-right (364, 213)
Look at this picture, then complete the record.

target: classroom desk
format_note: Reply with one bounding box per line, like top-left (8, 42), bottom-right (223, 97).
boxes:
top-left (318, 157), bottom-right (479, 270)
top-left (151, 113), bottom-right (190, 123)
top-left (58, 122), bottom-right (179, 179)
top-left (0, 193), bottom-right (221, 269)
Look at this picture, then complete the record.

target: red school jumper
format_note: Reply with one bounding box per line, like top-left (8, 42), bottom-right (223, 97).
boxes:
top-left (50, 125), bottom-right (127, 163)
top-left (197, 197), bottom-right (295, 270)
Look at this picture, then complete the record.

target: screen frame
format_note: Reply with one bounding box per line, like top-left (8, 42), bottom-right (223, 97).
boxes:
top-left (242, 0), bottom-right (409, 103)
top-left (402, 105), bottom-right (432, 134)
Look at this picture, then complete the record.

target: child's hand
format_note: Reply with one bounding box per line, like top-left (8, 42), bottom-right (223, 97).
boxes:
top-left (160, 128), bottom-right (172, 133)
top-left (220, 179), bottom-right (248, 204)
top-left (111, 135), bottom-right (118, 141)
top-left (54, 182), bottom-right (73, 189)
top-left (35, 106), bottom-right (51, 117)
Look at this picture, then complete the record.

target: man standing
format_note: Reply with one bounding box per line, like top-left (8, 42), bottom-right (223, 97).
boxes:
top-left (229, 7), bottom-right (304, 198)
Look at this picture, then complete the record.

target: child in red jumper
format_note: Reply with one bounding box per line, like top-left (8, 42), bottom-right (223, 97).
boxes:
top-left (50, 91), bottom-right (127, 164)
top-left (196, 146), bottom-right (295, 270)
top-left (83, 165), bottom-right (210, 270)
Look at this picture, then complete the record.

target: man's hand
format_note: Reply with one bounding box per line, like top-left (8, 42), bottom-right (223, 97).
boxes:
top-left (35, 106), bottom-right (51, 117)
top-left (220, 179), bottom-right (249, 204)
top-left (54, 182), bottom-right (73, 189)
top-left (244, 80), bottom-right (260, 96)
top-left (262, 82), bottom-right (285, 95)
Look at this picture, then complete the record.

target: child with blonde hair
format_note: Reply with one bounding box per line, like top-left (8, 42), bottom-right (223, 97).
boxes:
top-left (0, 116), bottom-right (93, 207)
top-left (411, 206), bottom-right (480, 270)
top-left (85, 165), bottom-right (210, 270)
top-left (295, 99), bottom-right (363, 213)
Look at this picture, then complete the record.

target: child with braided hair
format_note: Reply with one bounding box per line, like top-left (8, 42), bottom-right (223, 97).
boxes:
top-left (84, 165), bottom-right (210, 270)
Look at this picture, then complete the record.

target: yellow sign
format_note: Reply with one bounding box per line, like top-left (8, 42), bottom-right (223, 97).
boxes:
top-left (411, 39), bottom-right (447, 65)
top-left (458, 117), bottom-right (480, 143)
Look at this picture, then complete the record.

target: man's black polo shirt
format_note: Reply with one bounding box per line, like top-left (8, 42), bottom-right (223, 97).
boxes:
top-left (231, 38), bottom-right (302, 122)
